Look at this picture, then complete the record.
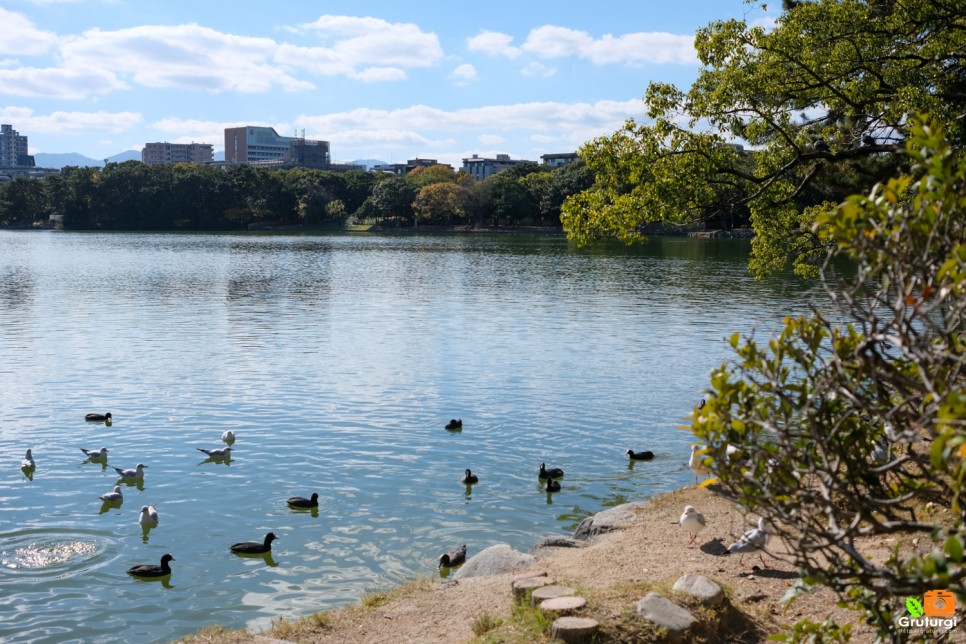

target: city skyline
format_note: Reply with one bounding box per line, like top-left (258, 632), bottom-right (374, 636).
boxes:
top-left (2, 1), bottom-right (772, 168)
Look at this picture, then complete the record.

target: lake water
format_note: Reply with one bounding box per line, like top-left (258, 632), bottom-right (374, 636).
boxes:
top-left (0, 230), bottom-right (815, 643)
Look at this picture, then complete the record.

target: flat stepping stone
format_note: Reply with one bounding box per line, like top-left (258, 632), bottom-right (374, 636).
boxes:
top-left (511, 576), bottom-right (556, 600)
top-left (551, 616), bottom-right (599, 643)
top-left (531, 584), bottom-right (576, 606)
top-left (539, 595), bottom-right (586, 614)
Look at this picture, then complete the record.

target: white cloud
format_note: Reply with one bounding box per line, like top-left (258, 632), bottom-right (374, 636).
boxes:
top-left (467, 30), bottom-right (521, 59)
top-left (286, 15), bottom-right (442, 74)
top-left (293, 99), bottom-right (642, 166)
top-left (0, 106), bottom-right (142, 133)
top-left (61, 24), bottom-right (311, 92)
top-left (522, 25), bottom-right (696, 65)
top-left (520, 62), bottom-right (556, 78)
top-left (351, 67), bottom-right (407, 83)
top-left (0, 66), bottom-right (125, 98)
top-left (449, 63), bottom-right (477, 85)
top-left (0, 8), bottom-right (59, 55)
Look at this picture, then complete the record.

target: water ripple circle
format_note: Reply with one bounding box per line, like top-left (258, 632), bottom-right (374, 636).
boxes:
top-left (0, 528), bottom-right (119, 579)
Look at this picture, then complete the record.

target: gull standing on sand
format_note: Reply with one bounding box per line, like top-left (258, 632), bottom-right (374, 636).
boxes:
top-left (679, 505), bottom-right (706, 546)
top-left (99, 485), bottom-right (123, 502)
top-left (689, 445), bottom-right (709, 483)
top-left (727, 517), bottom-right (771, 567)
top-left (21, 449), bottom-right (35, 469)
top-left (113, 463), bottom-right (147, 480)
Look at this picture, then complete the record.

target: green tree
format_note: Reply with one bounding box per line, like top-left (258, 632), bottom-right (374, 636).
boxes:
top-left (0, 177), bottom-right (49, 227)
top-left (692, 119), bottom-right (966, 639)
top-left (412, 182), bottom-right (469, 224)
top-left (562, 0), bottom-right (966, 278)
top-left (365, 174), bottom-right (417, 225)
top-left (406, 164), bottom-right (457, 188)
top-left (478, 172), bottom-right (535, 226)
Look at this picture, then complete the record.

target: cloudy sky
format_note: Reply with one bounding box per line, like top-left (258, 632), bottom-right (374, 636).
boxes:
top-left (1, 0), bottom-right (771, 167)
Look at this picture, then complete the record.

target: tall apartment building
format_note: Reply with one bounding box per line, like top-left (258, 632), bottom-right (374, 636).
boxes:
top-left (224, 126), bottom-right (331, 169)
top-left (142, 142), bottom-right (214, 166)
top-left (0, 124), bottom-right (35, 167)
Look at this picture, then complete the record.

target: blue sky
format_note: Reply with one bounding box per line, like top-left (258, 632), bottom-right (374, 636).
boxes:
top-left (1, 1), bottom-right (772, 167)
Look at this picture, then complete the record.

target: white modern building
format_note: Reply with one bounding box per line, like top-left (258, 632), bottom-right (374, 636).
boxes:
top-left (142, 142), bottom-right (214, 166)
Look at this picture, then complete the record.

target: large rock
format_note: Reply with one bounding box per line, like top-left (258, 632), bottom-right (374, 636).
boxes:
top-left (572, 503), bottom-right (645, 540)
top-left (452, 544), bottom-right (537, 580)
top-left (672, 573), bottom-right (724, 605)
top-left (636, 592), bottom-right (698, 641)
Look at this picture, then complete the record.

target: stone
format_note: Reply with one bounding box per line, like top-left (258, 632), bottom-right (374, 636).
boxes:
top-left (539, 595), bottom-right (586, 614)
top-left (551, 616), bottom-right (599, 643)
top-left (572, 502), bottom-right (645, 540)
top-left (452, 544), bottom-right (537, 580)
top-left (529, 536), bottom-right (586, 556)
top-left (672, 573), bottom-right (724, 605)
top-left (636, 592), bottom-right (697, 641)
top-left (530, 584), bottom-right (576, 606)
top-left (511, 576), bottom-right (555, 600)
top-left (512, 569), bottom-right (548, 581)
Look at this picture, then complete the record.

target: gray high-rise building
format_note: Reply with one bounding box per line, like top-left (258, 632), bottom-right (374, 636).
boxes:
top-left (0, 124), bottom-right (35, 167)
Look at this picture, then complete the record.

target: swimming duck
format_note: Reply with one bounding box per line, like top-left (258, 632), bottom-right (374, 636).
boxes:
top-left (99, 485), bottom-right (123, 503)
top-left (545, 477), bottom-right (561, 492)
top-left (438, 544), bottom-right (467, 568)
top-left (287, 493), bottom-right (319, 508)
top-left (80, 447), bottom-right (109, 461)
top-left (538, 463), bottom-right (564, 480)
top-left (727, 517), bottom-right (771, 567)
top-left (445, 418), bottom-right (462, 430)
top-left (196, 447), bottom-right (232, 459)
top-left (138, 505), bottom-right (159, 526)
top-left (221, 430), bottom-right (236, 444)
top-left (127, 553), bottom-right (175, 578)
top-left (461, 469), bottom-right (478, 485)
top-left (230, 532), bottom-right (278, 554)
top-left (21, 449), bottom-right (35, 469)
top-left (113, 463), bottom-right (147, 480)
top-left (626, 449), bottom-right (654, 460)
top-left (85, 413), bottom-right (112, 422)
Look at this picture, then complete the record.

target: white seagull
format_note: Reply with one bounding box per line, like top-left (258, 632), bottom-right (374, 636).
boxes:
top-left (221, 430), bottom-right (236, 444)
top-left (21, 449), bottom-right (35, 469)
top-left (99, 485), bottom-right (123, 502)
top-left (679, 505), bottom-right (706, 546)
top-left (197, 447), bottom-right (232, 459)
top-left (689, 444), bottom-right (709, 483)
top-left (727, 516), bottom-right (771, 567)
top-left (113, 463), bottom-right (147, 480)
top-left (138, 505), bottom-right (159, 526)
top-left (80, 447), bottom-right (110, 461)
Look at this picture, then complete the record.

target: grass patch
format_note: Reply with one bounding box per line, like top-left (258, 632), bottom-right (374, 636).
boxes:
top-left (268, 611), bottom-right (331, 639)
top-left (471, 612), bottom-right (503, 636)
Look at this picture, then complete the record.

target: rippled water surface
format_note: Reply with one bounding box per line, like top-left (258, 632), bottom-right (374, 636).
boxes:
top-left (0, 231), bottom-right (816, 643)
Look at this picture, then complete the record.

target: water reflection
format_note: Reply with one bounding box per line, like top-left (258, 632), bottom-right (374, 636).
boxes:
top-left (0, 231), bottom-right (818, 643)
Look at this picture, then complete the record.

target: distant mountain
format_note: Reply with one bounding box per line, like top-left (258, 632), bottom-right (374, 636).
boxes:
top-left (350, 159), bottom-right (388, 170)
top-left (105, 150), bottom-right (141, 164)
top-left (34, 150), bottom-right (141, 169)
top-left (33, 152), bottom-right (102, 169)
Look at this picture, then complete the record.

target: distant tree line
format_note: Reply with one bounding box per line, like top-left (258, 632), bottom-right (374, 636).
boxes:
top-left (0, 158), bottom-right (595, 231)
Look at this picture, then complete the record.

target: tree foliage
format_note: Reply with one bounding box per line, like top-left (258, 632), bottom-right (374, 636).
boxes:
top-left (562, 0), bottom-right (966, 277)
top-left (692, 118), bottom-right (966, 639)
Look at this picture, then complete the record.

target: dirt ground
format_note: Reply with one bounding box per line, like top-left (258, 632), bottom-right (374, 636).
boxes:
top-left (173, 481), bottom-right (925, 644)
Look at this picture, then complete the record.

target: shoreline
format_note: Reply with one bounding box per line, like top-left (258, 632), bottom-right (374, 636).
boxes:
top-left (175, 482), bottom-right (878, 643)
